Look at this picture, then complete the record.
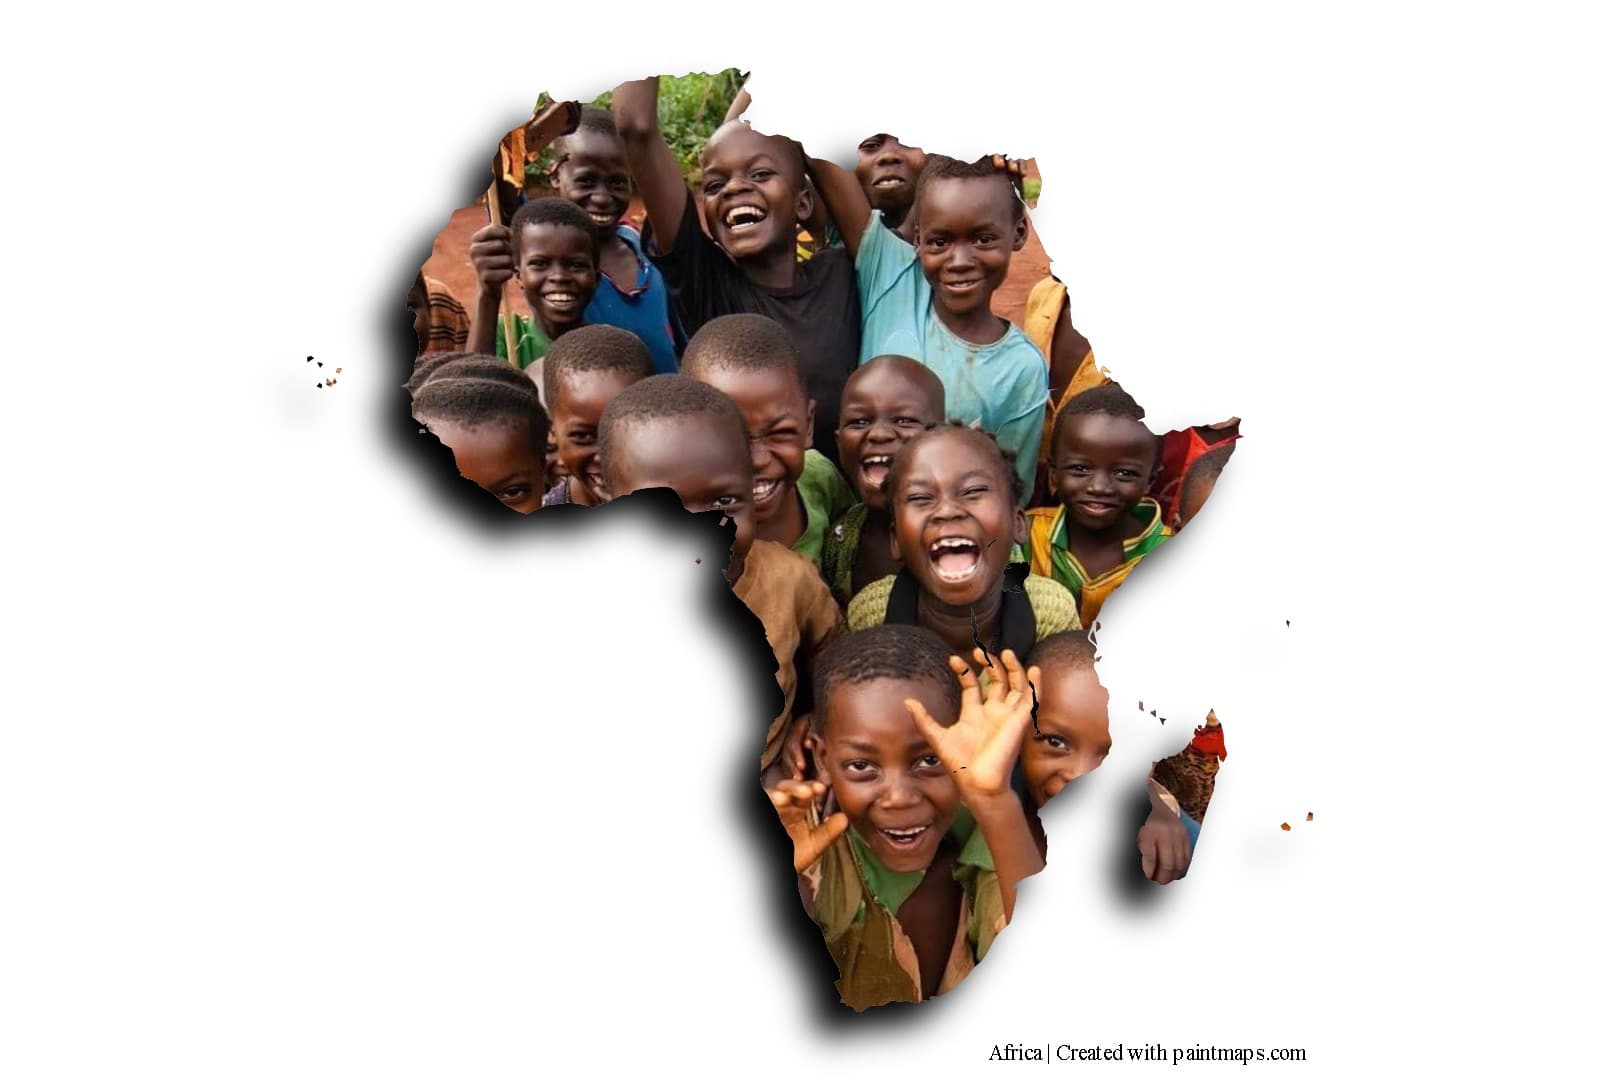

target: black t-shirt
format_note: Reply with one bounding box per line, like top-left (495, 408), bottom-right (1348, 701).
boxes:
top-left (649, 194), bottom-right (860, 459)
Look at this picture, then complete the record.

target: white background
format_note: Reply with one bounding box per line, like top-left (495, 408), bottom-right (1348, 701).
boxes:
top-left (3, 2), bottom-right (1617, 1075)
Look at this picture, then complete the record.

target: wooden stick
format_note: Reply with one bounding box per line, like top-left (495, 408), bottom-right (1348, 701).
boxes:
top-left (484, 180), bottom-right (521, 368)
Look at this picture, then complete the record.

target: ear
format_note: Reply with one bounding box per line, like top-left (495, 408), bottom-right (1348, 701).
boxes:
top-left (808, 731), bottom-right (830, 781)
top-left (1045, 460), bottom-right (1059, 500)
top-left (1012, 507), bottom-right (1030, 547)
top-left (1011, 211), bottom-right (1029, 253)
top-left (794, 182), bottom-right (814, 227)
top-left (802, 396), bottom-right (817, 449)
top-left (889, 516), bottom-right (902, 562)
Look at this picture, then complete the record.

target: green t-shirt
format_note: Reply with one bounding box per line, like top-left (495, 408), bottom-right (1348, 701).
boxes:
top-left (493, 314), bottom-right (552, 371)
top-left (789, 450), bottom-right (857, 567)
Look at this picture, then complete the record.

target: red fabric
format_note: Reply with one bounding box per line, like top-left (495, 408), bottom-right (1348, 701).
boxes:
top-left (1190, 726), bottom-right (1227, 761)
top-left (1154, 427), bottom-right (1240, 523)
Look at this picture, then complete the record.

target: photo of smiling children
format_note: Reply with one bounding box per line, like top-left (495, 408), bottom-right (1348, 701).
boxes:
top-left (404, 71), bottom-right (1241, 1011)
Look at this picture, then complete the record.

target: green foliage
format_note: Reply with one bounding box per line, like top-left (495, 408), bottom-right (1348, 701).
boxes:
top-left (656, 69), bottom-right (745, 185)
top-left (524, 70), bottom-right (746, 189)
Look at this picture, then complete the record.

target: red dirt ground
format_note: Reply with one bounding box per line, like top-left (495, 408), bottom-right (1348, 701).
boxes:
top-left (418, 171), bottom-right (1052, 337)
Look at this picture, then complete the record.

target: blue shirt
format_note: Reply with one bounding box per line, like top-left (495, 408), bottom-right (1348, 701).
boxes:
top-left (854, 211), bottom-right (1047, 502)
top-left (583, 225), bottom-right (683, 374)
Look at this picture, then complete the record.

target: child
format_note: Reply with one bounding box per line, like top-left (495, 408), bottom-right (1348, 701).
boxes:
top-left (1020, 631), bottom-right (1205, 885)
top-left (468, 197), bottom-right (600, 371)
top-left (538, 325), bottom-right (654, 508)
top-left (548, 106), bottom-right (685, 374)
top-left (846, 425), bottom-right (1080, 675)
top-left (1156, 419), bottom-right (1241, 529)
top-left (808, 153), bottom-right (1048, 502)
top-left (1025, 384), bottom-right (1172, 627)
top-left (683, 314), bottom-right (854, 563)
top-left (407, 271), bottom-right (471, 356)
top-left (408, 355), bottom-right (549, 513)
top-left (1022, 275), bottom-right (1108, 492)
top-left (770, 626), bottom-right (1044, 1009)
top-left (822, 355), bottom-right (947, 606)
top-left (1019, 631), bottom-right (1112, 808)
top-left (1172, 439), bottom-right (1237, 531)
top-left (612, 77), bottom-right (860, 460)
top-left (596, 374), bottom-right (843, 775)
top-left (854, 133), bottom-right (927, 233)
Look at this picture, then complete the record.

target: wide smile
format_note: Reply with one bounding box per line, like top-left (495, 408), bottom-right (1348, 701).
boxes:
top-left (751, 476), bottom-right (783, 506)
top-left (940, 277), bottom-right (984, 295)
top-left (722, 203), bottom-right (769, 235)
top-left (928, 534), bottom-right (983, 584)
top-left (541, 289), bottom-right (582, 310)
top-left (873, 823), bottom-right (933, 852)
top-left (586, 209), bottom-right (618, 228)
top-left (872, 175), bottom-right (908, 189)
top-left (858, 453), bottom-right (893, 492)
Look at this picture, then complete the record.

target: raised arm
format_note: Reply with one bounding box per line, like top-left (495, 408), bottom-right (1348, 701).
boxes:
top-left (611, 77), bottom-right (690, 255)
top-left (805, 154), bottom-right (873, 258)
top-left (467, 221), bottom-right (513, 356)
top-left (906, 649), bottom-right (1046, 918)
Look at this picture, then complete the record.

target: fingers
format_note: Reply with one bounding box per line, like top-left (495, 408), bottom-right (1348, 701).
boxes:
top-left (1139, 828), bottom-right (1159, 882)
top-left (1000, 649), bottom-right (1030, 697)
top-left (904, 697), bottom-right (946, 752)
top-left (767, 778), bottom-right (826, 815)
top-left (797, 811), bottom-right (849, 873)
top-left (950, 654), bottom-right (983, 711)
top-left (1028, 665), bottom-right (1043, 703)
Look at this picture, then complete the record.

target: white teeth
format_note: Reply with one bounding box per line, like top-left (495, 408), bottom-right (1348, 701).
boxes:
top-left (862, 455), bottom-right (892, 467)
top-left (883, 826), bottom-right (926, 840)
top-left (752, 479), bottom-right (779, 501)
top-left (874, 177), bottom-right (903, 187)
top-left (725, 205), bottom-right (766, 227)
top-left (929, 537), bottom-right (978, 553)
top-left (542, 292), bottom-right (577, 304)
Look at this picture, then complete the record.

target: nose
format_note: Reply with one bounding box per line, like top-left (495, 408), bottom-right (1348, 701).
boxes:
top-left (945, 241), bottom-right (975, 271)
top-left (1083, 469), bottom-right (1115, 496)
top-left (721, 171), bottom-right (751, 197)
top-left (930, 491), bottom-right (968, 523)
top-left (876, 775), bottom-right (922, 810)
top-left (865, 421), bottom-right (899, 447)
top-left (876, 145), bottom-right (902, 168)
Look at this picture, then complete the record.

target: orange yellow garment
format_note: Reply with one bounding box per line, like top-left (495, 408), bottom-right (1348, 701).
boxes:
top-left (1023, 277), bottom-right (1109, 466)
top-left (1024, 499), bottom-right (1172, 627)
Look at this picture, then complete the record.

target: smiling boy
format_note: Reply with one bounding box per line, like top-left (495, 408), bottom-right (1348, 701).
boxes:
top-left (468, 198), bottom-right (600, 373)
top-left (1025, 384), bottom-right (1172, 627)
top-left (612, 78), bottom-right (860, 460)
top-left (769, 626), bottom-right (1045, 1009)
top-left (597, 374), bottom-right (843, 775)
top-left (821, 355), bottom-right (947, 606)
top-left (539, 325), bottom-right (654, 507)
top-left (684, 314), bottom-right (854, 563)
top-left (809, 154), bottom-right (1048, 501)
top-left (854, 133), bottom-right (927, 232)
top-left (549, 107), bottom-right (684, 373)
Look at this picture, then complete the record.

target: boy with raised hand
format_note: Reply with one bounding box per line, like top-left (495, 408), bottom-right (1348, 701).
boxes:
top-left (770, 627), bottom-right (1044, 1009)
top-left (807, 152), bottom-right (1048, 502)
top-left (469, 198), bottom-right (600, 372)
top-left (611, 76), bottom-right (860, 460)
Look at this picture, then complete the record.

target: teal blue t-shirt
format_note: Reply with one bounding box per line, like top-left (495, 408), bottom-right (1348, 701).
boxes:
top-left (853, 211), bottom-right (1047, 502)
